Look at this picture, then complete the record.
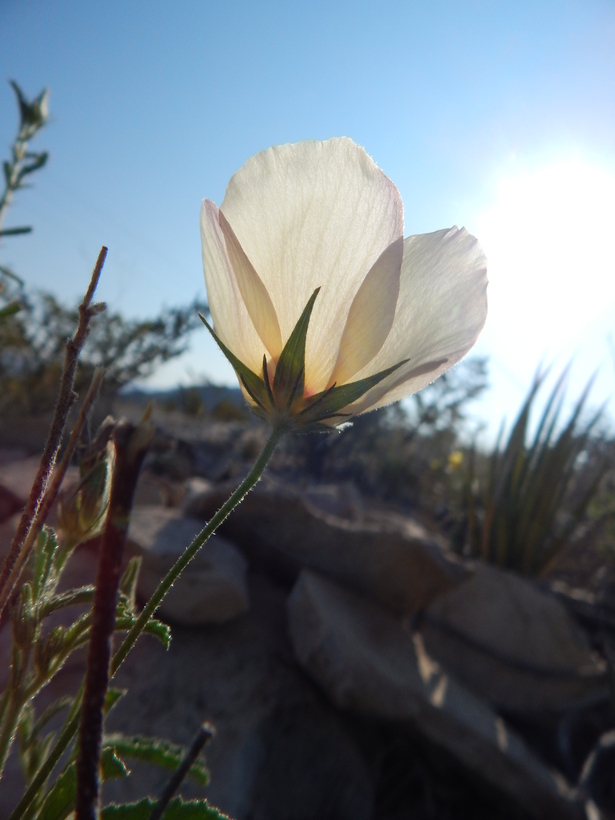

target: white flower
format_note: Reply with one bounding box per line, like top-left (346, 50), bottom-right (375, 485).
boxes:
top-left (200, 137), bottom-right (487, 430)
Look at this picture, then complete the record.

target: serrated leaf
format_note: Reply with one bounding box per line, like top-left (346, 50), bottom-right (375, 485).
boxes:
top-left (198, 313), bottom-right (270, 413)
top-left (143, 618), bottom-right (172, 648)
top-left (272, 288), bottom-right (319, 408)
top-left (37, 749), bottom-right (128, 820)
top-left (101, 746), bottom-right (130, 780)
top-left (299, 358), bottom-right (410, 424)
top-left (101, 798), bottom-right (227, 820)
top-left (103, 734), bottom-right (208, 786)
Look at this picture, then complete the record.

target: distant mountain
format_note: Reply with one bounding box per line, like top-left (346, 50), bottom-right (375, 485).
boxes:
top-left (121, 383), bottom-right (244, 410)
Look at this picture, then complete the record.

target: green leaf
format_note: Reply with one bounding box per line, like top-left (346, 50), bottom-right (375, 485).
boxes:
top-left (299, 358), bottom-right (409, 424)
top-left (198, 313), bottom-right (270, 413)
top-left (272, 288), bottom-right (319, 408)
top-left (0, 263), bottom-right (24, 285)
top-left (36, 759), bottom-right (76, 820)
top-left (0, 300), bottom-right (21, 319)
top-left (101, 746), bottom-right (130, 780)
top-left (37, 749), bottom-right (128, 820)
top-left (102, 798), bottom-right (227, 819)
top-left (0, 226), bottom-right (32, 237)
top-left (103, 734), bottom-right (208, 786)
top-left (104, 687), bottom-right (126, 715)
top-left (119, 557), bottom-right (142, 612)
top-left (143, 618), bottom-right (172, 648)
top-left (31, 527), bottom-right (59, 600)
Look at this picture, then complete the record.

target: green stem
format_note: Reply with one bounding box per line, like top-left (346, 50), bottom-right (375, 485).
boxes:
top-left (7, 424), bottom-right (285, 820)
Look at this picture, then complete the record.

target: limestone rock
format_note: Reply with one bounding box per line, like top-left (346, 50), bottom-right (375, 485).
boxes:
top-left (126, 506), bottom-right (249, 625)
top-left (421, 564), bottom-right (608, 714)
top-left (185, 477), bottom-right (461, 614)
top-left (101, 574), bottom-right (375, 820)
top-left (287, 570), bottom-right (585, 820)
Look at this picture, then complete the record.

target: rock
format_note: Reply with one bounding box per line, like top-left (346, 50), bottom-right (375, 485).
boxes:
top-left (0, 512), bottom-right (20, 564)
top-left (101, 574), bottom-right (375, 820)
top-left (580, 730), bottom-right (615, 818)
top-left (126, 506), bottom-right (250, 625)
top-left (185, 477), bottom-right (461, 614)
top-left (0, 456), bottom-right (79, 520)
top-left (0, 485), bottom-right (23, 524)
top-left (287, 569), bottom-right (584, 820)
top-left (420, 564), bottom-right (608, 714)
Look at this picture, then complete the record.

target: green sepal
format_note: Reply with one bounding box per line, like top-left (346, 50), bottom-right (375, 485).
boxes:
top-left (299, 358), bottom-right (409, 424)
top-left (101, 798), bottom-right (227, 819)
top-left (198, 313), bottom-right (270, 412)
top-left (103, 733), bottom-right (209, 786)
top-left (272, 288), bottom-right (319, 408)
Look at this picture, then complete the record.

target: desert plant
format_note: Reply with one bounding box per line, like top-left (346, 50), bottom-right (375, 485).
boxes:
top-left (460, 369), bottom-right (610, 576)
top-left (0, 80), bottom-right (49, 318)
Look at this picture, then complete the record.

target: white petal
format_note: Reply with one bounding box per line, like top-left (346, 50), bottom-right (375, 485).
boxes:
top-left (345, 227), bottom-right (488, 415)
top-left (220, 138), bottom-right (403, 393)
top-left (327, 236), bottom-right (403, 387)
top-left (200, 200), bottom-right (266, 374)
top-left (218, 210), bottom-right (282, 360)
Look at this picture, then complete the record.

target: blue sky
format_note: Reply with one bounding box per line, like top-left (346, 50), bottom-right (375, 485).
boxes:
top-left (1, 0), bottom-right (614, 436)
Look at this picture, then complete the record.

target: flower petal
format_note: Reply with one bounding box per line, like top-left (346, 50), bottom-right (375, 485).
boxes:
top-left (200, 200), bottom-right (266, 374)
top-left (344, 227), bottom-right (488, 414)
top-left (220, 138), bottom-right (403, 393)
top-left (218, 210), bottom-right (283, 360)
top-left (327, 236), bottom-right (403, 387)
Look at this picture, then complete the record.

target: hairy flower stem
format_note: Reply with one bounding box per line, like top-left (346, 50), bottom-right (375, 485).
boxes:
top-left (8, 423), bottom-right (284, 820)
top-left (75, 420), bottom-right (153, 820)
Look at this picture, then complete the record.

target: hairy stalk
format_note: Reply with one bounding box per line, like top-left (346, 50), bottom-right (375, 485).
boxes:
top-left (0, 370), bottom-right (104, 779)
top-left (0, 251), bottom-right (107, 620)
top-left (76, 419), bottom-right (153, 820)
top-left (8, 423), bottom-right (285, 820)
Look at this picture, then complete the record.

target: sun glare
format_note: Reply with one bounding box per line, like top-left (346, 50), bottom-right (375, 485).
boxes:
top-left (477, 158), bottom-right (615, 366)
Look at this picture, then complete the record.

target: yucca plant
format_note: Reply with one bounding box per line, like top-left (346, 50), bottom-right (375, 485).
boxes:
top-left (462, 369), bottom-right (609, 576)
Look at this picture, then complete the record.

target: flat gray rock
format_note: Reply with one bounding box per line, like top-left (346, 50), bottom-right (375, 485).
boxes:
top-left (287, 570), bottom-right (585, 820)
top-left (127, 506), bottom-right (249, 625)
top-left (421, 563), bottom-right (608, 714)
top-left (185, 477), bottom-right (461, 614)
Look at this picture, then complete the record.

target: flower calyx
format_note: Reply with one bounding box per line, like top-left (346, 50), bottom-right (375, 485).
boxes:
top-left (199, 288), bottom-right (407, 432)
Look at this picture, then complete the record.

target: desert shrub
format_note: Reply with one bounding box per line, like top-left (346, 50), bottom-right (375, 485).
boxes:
top-left (456, 370), bottom-right (611, 576)
top-left (0, 291), bottom-right (207, 419)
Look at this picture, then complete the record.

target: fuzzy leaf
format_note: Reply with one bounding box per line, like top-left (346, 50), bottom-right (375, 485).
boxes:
top-left (37, 749), bottom-right (128, 820)
top-left (272, 288), bottom-right (319, 407)
top-left (300, 358), bottom-right (408, 424)
top-left (103, 734), bottom-right (209, 786)
top-left (102, 798), bottom-right (227, 819)
top-left (31, 527), bottom-right (59, 600)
